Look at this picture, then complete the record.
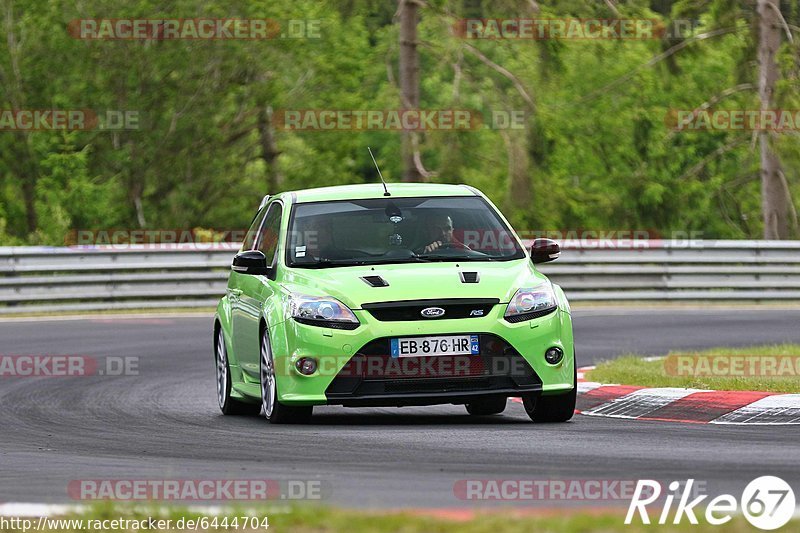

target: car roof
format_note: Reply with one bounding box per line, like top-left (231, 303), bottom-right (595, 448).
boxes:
top-left (281, 183), bottom-right (478, 204)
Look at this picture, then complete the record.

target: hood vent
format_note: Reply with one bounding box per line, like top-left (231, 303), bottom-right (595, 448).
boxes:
top-left (361, 275), bottom-right (389, 287)
top-left (459, 272), bottom-right (480, 283)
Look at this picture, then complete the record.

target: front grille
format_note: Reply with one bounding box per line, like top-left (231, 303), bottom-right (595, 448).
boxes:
top-left (362, 298), bottom-right (498, 321)
top-left (383, 378), bottom-right (491, 393)
top-left (325, 334), bottom-right (541, 402)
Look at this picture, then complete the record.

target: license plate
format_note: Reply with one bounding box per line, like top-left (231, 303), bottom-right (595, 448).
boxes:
top-left (390, 335), bottom-right (480, 358)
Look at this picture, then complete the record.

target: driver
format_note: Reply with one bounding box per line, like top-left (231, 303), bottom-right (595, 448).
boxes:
top-left (419, 213), bottom-right (469, 253)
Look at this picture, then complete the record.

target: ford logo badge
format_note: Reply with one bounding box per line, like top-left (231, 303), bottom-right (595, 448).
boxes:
top-left (420, 307), bottom-right (445, 318)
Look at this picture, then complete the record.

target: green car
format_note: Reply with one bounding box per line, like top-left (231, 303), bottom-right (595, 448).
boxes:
top-left (214, 183), bottom-right (575, 424)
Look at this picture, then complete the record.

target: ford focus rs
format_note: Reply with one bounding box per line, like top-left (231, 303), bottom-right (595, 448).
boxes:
top-left (214, 183), bottom-right (575, 423)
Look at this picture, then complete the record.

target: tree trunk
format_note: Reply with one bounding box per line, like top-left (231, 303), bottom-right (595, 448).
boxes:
top-left (757, 0), bottom-right (791, 239)
top-left (126, 140), bottom-right (147, 228)
top-left (3, 3), bottom-right (37, 235)
top-left (399, 0), bottom-right (422, 182)
top-left (21, 164), bottom-right (37, 234)
top-left (258, 105), bottom-right (282, 194)
top-left (501, 129), bottom-right (532, 214)
top-left (130, 179), bottom-right (147, 229)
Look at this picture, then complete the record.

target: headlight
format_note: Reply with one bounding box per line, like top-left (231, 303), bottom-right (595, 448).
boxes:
top-left (289, 294), bottom-right (360, 329)
top-left (504, 284), bottom-right (558, 322)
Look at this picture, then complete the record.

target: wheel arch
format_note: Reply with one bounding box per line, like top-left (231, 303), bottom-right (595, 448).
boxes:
top-left (213, 317), bottom-right (222, 360)
top-left (214, 298), bottom-right (238, 369)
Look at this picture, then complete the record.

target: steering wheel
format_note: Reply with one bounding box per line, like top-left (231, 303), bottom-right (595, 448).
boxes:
top-left (436, 242), bottom-right (470, 250)
top-left (415, 241), bottom-right (471, 254)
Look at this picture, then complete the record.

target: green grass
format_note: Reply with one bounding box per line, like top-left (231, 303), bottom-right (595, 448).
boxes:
top-left (0, 504), bottom-right (793, 533)
top-left (587, 344), bottom-right (800, 393)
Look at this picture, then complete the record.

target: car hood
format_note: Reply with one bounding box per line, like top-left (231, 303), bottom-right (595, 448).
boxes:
top-left (279, 259), bottom-right (547, 309)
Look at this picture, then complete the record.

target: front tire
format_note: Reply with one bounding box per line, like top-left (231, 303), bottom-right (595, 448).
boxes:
top-left (216, 328), bottom-right (259, 415)
top-left (523, 357), bottom-right (577, 423)
top-left (465, 396), bottom-right (507, 416)
top-left (260, 327), bottom-right (313, 424)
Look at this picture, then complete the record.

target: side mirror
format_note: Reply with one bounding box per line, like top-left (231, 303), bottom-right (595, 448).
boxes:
top-left (232, 250), bottom-right (270, 275)
top-left (530, 238), bottom-right (561, 264)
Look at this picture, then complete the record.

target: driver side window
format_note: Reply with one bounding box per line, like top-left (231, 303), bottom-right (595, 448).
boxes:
top-left (257, 203), bottom-right (283, 268)
top-left (242, 206), bottom-right (268, 251)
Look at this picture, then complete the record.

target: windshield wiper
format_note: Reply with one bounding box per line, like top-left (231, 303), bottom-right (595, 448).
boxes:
top-left (414, 253), bottom-right (495, 262)
top-left (295, 256), bottom-right (432, 268)
top-left (357, 256), bottom-right (432, 266)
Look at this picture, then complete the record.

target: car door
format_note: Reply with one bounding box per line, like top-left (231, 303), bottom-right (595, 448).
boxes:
top-left (234, 201), bottom-right (283, 379)
top-left (229, 204), bottom-right (268, 372)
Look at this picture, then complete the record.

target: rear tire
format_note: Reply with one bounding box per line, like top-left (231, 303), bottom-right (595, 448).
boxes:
top-left (215, 328), bottom-right (260, 415)
top-left (523, 357), bottom-right (577, 423)
top-left (260, 327), bottom-right (313, 424)
top-left (465, 396), bottom-right (507, 416)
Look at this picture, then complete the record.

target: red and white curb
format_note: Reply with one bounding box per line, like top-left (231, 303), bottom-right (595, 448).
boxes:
top-left (576, 366), bottom-right (800, 425)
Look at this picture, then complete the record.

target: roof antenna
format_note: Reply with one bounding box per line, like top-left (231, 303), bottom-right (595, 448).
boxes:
top-left (368, 147), bottom-right (391, 196)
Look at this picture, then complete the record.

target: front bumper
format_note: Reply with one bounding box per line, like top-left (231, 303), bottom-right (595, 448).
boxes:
top-left (268, 302), bottom-right (574, 406)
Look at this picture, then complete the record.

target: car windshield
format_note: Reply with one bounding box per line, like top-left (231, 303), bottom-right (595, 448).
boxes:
top-left (287, 196), bottom-right (526, 268)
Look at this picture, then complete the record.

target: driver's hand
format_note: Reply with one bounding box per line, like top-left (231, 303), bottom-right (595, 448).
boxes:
top-left (423, 241), bottom-right (442, 253)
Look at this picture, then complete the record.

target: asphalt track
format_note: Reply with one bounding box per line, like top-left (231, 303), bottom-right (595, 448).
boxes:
top-left (1, 307), bottom-right (799, 509)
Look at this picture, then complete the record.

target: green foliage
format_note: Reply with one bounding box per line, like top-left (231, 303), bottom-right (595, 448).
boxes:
top-left (0, 0), bottom-right (797, 243)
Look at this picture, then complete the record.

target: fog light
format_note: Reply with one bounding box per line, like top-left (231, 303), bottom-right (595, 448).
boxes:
top-left (295, 357), bottom-right (317, 376)
top-left (544, 347), bottom-right (563, 365)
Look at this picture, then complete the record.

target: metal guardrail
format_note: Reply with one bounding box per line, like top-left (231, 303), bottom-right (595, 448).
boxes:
top-left (0, 241), bottom-right (799, 314)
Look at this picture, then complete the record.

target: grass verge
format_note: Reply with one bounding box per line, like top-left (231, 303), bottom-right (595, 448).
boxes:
top-left (587, 344), bottom-right (800, 393)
